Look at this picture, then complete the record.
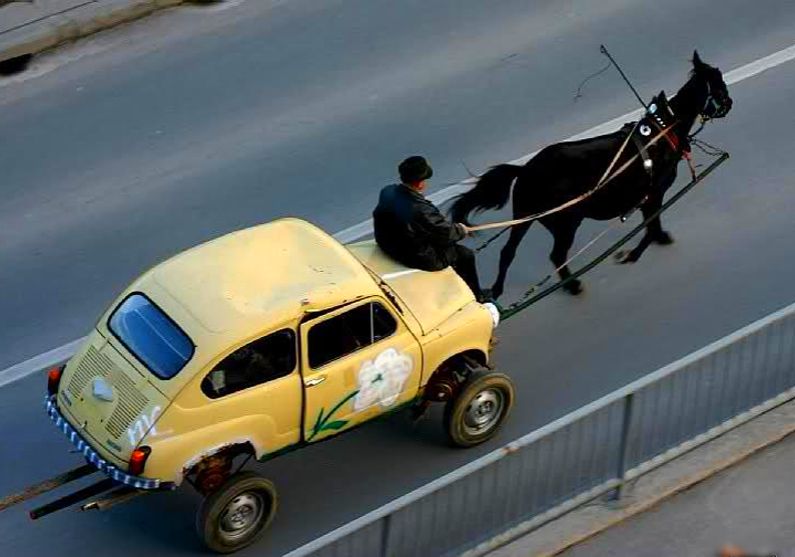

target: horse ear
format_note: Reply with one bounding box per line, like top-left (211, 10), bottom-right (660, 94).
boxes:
top-left (692, 50), bottom-right (704, 69)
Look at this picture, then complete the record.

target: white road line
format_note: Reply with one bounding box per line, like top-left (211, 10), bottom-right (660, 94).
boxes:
top-left (335, 43), bottom-right (795, 243)
top-left (2, 43), bottom-right (795, 389)
top-left (381, 269), bottom-right (422, 280)
top-left (724, 43), bottom-right (795, 85)
top-left (0, 337), bottom-right (86, 389)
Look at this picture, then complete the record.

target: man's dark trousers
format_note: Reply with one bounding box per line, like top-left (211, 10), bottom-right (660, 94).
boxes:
top-left (444, 244), bottom-right (482, 297)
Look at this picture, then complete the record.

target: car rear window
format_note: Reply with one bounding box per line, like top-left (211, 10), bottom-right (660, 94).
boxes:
top-left (108, 293), bottom-right (194, 379)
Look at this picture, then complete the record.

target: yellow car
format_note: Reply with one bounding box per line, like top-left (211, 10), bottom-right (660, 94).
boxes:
top-left (32, 218), bottom-right (513, 552)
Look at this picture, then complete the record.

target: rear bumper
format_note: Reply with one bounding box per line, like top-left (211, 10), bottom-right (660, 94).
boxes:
top-left (45, 395), bottom-right (174, 491)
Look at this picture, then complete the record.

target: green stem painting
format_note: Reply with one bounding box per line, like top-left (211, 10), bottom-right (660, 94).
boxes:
top-left (307, 389), bottom-right (359, 441)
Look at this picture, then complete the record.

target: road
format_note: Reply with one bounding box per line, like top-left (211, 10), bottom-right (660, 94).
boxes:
top-left (0, 0), bottom-right (794, 555)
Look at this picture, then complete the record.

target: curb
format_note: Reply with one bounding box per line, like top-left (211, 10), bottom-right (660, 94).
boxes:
top-left (484, 397), bottom-right (795, 557)
top-left (0, 0), bottom-right (187, 65)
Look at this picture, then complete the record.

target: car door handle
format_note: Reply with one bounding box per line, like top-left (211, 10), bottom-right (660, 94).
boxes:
top-left (304, 375), bottom-right (326, 387)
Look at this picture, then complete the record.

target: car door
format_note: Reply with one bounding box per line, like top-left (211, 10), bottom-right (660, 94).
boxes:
top-left (300, 298), bottom-right (422, 442)
top-left (187, 328), bottom-right (304, 454)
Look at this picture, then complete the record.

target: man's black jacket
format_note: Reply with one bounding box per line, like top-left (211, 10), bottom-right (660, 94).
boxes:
top-left (373, 184), bottom-right (465, 271)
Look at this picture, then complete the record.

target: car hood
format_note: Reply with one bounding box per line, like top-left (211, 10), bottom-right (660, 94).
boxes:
top-left (345, 240), bottom-right (474, 335)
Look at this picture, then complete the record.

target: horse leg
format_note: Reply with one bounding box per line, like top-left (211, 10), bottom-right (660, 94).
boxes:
top-left (643, 174), bottom-right (677, 244)
top-left (618, 194), bottom-right (672, 264)
top-left (491, 221), bottom-right (532, 299)
top-left (547, 220), bottom-right (583, 295)
top-left (648, 204), bottom-right (675, 245)
top-left (644, 185), bottom-right (675, 245)
top-left (649, 214), bottom-right (675, 245)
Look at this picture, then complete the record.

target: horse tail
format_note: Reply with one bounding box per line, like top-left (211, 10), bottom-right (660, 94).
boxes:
top-left (449, 164), bottom-right (522, 225)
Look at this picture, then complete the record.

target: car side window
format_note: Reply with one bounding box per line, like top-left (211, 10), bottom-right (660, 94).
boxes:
top-left (201, 329), bottom-right (296, 399)
top-left (308, 302), bottom-right (397, 369)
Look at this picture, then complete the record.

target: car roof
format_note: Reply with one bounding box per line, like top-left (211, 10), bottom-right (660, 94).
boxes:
top-left (132, 218), bottom-right (380, 354)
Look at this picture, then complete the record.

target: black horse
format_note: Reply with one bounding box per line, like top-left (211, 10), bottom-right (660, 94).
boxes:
top-left (450, 51), bottom-right (732, 299)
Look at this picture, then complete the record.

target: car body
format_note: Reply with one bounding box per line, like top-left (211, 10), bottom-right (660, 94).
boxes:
top-left (48, 218), bottom-right (499, 491)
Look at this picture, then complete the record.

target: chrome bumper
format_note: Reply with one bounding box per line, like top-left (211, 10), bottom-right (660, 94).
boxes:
top-left (45, 395), bottom-right (172, 491)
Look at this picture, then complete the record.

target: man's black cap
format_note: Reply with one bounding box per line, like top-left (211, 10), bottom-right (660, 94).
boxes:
top-left (398, 155), bottom-right (433, 183)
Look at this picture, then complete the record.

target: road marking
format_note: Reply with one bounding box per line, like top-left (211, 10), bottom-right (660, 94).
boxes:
top-left (381, 269), bottom-right (422, 280)
top-left (2, 43), bottom-right (795, 390)
top-left (723, 43), bottom-right (795, 85)
top-left (0, 337), bottom-right (85, 389)
top-left (335, 43), bottom-right (795, 243)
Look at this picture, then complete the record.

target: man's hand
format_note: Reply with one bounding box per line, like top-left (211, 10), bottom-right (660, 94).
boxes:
top-left (457, 223), bottom-right (472, 236)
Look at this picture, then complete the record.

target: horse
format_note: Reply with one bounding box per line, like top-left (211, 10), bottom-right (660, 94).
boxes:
top-left (450, 51), bottom-right (733, 299)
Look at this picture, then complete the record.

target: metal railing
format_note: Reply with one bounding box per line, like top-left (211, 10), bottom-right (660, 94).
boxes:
top-left (283, 301), bottom-right (795, 557)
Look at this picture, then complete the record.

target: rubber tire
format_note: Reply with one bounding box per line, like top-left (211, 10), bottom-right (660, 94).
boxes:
top-left (196, 471), bottom-right (278, 554)
top-left (444, 369), bottom-right (515, 448)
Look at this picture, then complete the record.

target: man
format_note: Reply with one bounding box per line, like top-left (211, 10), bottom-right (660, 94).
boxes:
top-left (373, 155), bottom-right (485, 301)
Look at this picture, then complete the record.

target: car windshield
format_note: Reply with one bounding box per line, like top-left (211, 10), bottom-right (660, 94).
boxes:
top-left (108, 293), bottom-right (194, 379)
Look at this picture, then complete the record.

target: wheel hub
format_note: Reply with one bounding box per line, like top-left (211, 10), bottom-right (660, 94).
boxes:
top-left (219, 492), bottom-right (264, 541)
top-left (463, 388), bottom-right (504, 435)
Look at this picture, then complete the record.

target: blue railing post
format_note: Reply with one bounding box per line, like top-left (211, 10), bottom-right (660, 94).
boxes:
top-left (380, 513), bottom-right (392, 557)
top-left (611, 392), bottom-right (635, 500)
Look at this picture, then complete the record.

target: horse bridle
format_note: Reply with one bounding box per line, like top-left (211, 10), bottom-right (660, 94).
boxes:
top-left (688, 78), bottom-right (729, 141)
top-left (701, 79), bottom-right (730, 121)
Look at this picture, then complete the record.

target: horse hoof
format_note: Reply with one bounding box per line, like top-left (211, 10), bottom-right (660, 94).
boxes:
top-left (563, 279), bottom-right (584, 295)
top-left (655, 231), bottom-right (675, 245)
top-left (614, 250), bottom-right (637, 264)
top-left (477, 288), bottom-right (495, 303)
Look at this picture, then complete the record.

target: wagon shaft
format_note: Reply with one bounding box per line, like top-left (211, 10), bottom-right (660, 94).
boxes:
top-left (0, 464), bottom-right (96, 513)
top-left (81, 487), bottom-right (145, 512)
top-left (498, 152), bottom-right (729, 320)
top-left (29, 478), bottom-right (116, 520)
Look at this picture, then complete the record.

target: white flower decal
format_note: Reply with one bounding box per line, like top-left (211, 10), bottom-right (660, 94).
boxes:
top-left (353, 348), bottom-right (413, 411)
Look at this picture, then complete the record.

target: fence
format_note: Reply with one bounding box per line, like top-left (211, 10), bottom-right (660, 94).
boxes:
top-left (283, 301), bottom-right (795, 557)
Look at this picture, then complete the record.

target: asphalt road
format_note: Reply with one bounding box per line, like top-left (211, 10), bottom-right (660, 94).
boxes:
top-left (0, 1), bottom-right (794, 556)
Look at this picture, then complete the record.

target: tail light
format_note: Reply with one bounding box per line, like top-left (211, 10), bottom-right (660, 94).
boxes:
top-left (47, 365), bottom-right (65, 395)
top-left (129, 446), bottom-right (151, 476)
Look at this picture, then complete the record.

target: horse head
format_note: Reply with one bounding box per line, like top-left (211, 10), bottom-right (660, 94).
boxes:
top-left (690, 50), bottom-right (733, 120)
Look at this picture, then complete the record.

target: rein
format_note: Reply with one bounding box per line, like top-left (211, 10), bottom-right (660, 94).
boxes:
top-left (466, 122), bottom-right (677, 233)
top-left (498, 152), bottom-right (729, 319)
top-left (469, 68), bottom-right (725, 243)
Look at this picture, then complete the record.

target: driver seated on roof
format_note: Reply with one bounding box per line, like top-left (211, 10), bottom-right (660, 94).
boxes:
top-left (372, 156), bottom-right (486, 302)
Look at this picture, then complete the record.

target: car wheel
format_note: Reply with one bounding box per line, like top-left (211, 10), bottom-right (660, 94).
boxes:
top-left (196, 471), bottom-right (278, 554)
top-left (444, 368), bottom-right (514, 447)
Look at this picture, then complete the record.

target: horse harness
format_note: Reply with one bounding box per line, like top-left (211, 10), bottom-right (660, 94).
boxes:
top-left (468, 97), bottom-right (689, 234)
top-left (632, 92), bottom-right (697, 181)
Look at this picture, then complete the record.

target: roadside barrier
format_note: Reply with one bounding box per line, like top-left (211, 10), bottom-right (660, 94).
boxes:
top-left (283, 301), bottom-right (795, 557)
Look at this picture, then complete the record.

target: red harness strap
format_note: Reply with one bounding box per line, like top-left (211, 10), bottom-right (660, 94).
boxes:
top-left (656, 121), bottom-right (697, 180)
top-left (682, 149), bottom-right (697, 180)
